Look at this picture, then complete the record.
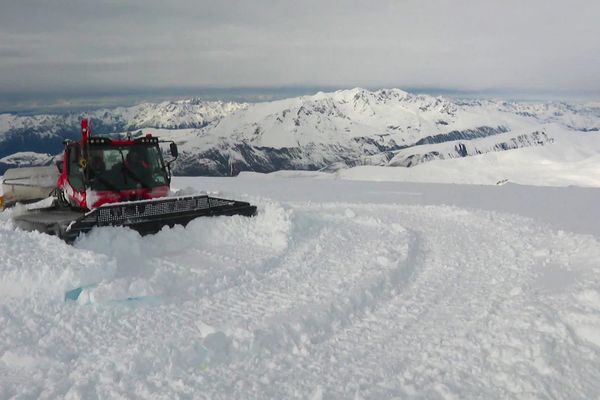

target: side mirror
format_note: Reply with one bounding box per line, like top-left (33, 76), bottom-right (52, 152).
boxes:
top-left (170, 143), bottom-right (179, 158)
top-left (56, 160), bottom-right (63, 173)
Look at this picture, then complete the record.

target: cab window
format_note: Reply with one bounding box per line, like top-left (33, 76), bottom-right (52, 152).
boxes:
top-left (67, 146), bottom-right (85, 191)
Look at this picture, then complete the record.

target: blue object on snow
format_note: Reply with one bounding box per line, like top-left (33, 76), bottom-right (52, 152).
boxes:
top-left (64, 286), bottom-right (161, 305)
top-left (64, 287), bottom-right (83, 302)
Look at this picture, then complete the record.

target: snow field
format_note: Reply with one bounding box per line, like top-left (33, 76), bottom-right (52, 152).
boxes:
top-left (1, 180), bottom-right (600, 398)
top-left (0, 211), bottom-right (114, 299)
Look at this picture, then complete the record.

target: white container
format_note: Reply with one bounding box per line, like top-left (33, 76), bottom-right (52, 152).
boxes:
top-left (1, 166), bottom-right (59, 206)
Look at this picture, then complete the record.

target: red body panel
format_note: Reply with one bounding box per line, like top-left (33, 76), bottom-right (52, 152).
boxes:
top-left (86, 186), bottom-right (170, 208)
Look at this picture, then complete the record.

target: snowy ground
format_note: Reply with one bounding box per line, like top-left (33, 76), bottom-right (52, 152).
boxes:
top-left (2, 175), bottom-right (600, 399)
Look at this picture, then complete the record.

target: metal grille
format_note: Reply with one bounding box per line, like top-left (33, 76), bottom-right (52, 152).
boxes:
top-left (92, 195), bottom-right (236, 225)
top-left (63, 194), bottom-right (256, 241)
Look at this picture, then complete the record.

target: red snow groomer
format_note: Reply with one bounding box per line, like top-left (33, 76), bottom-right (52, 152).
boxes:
top-left (1, 119), bottom-right (256, 242)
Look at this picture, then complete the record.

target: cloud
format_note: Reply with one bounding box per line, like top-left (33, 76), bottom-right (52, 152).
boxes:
top-left (1, 0), bottom-right (599, 101)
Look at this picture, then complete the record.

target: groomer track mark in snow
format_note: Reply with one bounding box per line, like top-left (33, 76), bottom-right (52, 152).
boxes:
top-left (1, 177), bottom-right (600, 399)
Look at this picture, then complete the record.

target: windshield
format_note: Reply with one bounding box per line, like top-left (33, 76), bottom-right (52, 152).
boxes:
top-left (86, 144), bottom-right (168, 191)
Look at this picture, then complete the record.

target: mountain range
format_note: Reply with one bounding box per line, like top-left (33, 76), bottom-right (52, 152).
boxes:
top-left (1, 88), bottom-right (599, 176)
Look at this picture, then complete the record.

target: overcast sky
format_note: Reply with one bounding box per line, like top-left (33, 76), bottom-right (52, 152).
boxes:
top-left (1, 0), bottom-right (599, 110)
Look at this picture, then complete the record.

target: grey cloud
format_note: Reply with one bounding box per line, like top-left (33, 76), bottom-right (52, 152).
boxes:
top-left (1, 0), bottom-right (599, 104)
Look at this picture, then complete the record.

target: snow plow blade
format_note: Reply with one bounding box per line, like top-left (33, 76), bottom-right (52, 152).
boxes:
top-left (61, 195), bottom-right (257, 242)
top-left (14, 195), bottom-right (257, 243)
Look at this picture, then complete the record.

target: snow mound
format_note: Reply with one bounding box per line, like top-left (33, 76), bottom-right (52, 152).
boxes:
top-left (0, 225), bottom-right (114, 300)
top-left (72, 200), bottom-right (291, 303)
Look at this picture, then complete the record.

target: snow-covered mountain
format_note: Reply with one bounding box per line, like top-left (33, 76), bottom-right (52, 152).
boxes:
top-left (0, 151), bottom-right (54, 168)
top-left (387, 129), bottom-right (554, 167)
top-left (0, 99), bottom-right (246, 173)
top-left (1, 88), bottom-right (599, 176)
top-left (171, 88), bottom-right (600, 175)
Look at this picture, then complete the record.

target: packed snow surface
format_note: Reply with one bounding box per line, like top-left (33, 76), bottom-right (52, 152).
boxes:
top-left (2, 175), bottom-right (600, 399)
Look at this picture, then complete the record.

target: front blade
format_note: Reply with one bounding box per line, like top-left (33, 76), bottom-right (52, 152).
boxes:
top-left (63, 195), bottom-right (257, 242)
